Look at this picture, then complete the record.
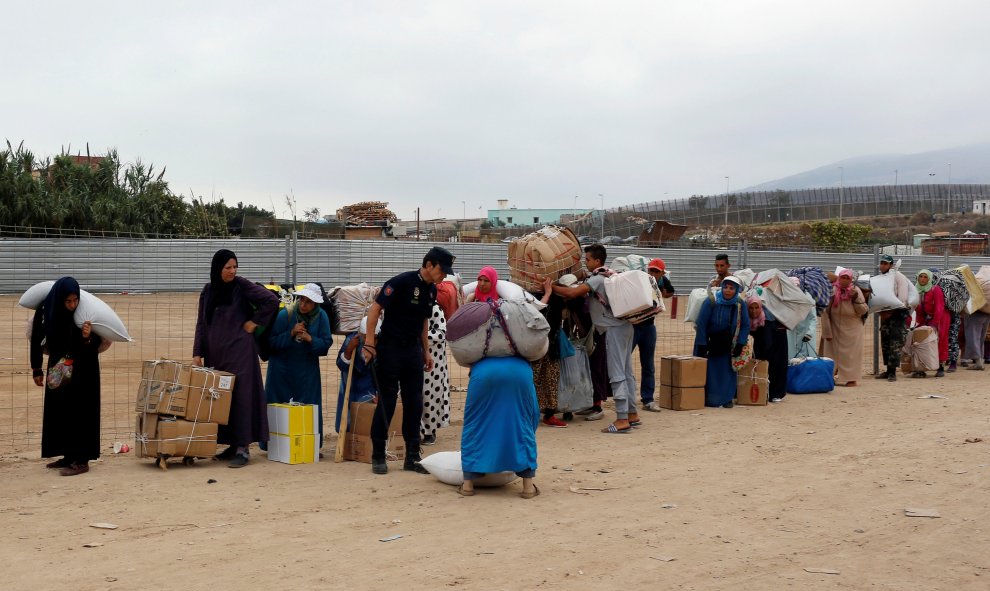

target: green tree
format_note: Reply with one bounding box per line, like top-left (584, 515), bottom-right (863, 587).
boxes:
top-left (809, 220), bottom-right (871, 252)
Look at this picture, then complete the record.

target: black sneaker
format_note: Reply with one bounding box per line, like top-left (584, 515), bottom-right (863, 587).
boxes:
top-left (215, 446), bottom-right (237, 460)
top-left (887, 372), bottom-right (897, 382)
top-left (722, 401), bottom-right (734, 408)
top-left (403, 458), bottom-right (429, 474)
top-left (421, 434), bottom-right (437, 446)
top-left (935, 368), bottom-right (945, 378)
top-left (371, 458), bottom-right (388, 474)
top-left (228, 452), bottom-right (249, 468)
top-left (874, 371), bottom-right (890, 380)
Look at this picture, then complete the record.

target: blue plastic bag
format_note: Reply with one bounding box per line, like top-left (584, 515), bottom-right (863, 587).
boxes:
top-left (558, 328), bottom-right (576, 358)
top-left (786, 357), bottom-right (835, 394)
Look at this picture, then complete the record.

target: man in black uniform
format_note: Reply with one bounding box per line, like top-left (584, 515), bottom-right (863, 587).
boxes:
top-left (362, 246), bottom-right (455, 475)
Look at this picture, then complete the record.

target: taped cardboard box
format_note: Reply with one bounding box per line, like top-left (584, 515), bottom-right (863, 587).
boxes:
top-left (735, 359), bottom-right (769, 406)
top-left (660, 355), bottom-right (707, 388)
top-left (135, 361), bottom-right (234, 425)
top-left (658, 384), bottom-right (705, 411)
top-left (135, 413), bottom-right (218, 458)
top-left (342, 401), bottom-right (404, 463)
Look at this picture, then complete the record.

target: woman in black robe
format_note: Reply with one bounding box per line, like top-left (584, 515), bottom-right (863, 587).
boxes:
top-left (193, 249), bottom-right (278, 467)
top-left (30, 277), bottom-right (103, 476)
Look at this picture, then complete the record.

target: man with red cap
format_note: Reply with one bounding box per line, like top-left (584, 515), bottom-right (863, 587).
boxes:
top-left (633, 259), bottom-right (676, 411)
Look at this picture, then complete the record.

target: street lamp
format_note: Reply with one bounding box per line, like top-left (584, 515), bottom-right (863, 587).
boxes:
top-left (929, 173), bottom-right (936, 213)
top-left (461, 200), bottom-right (466, 220)
top-left (838, 166), bottom-right (844, 220)
top-left (723, 176), bottom-right (730, 226)
top-left (946, 163), bottom-right (952, 213)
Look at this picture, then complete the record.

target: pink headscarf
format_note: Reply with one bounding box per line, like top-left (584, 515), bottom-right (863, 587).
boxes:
top-left (475, 266), bottom-right (499, 303)
top-left (746, 294), bottom-right (765, 329)
top-left (832, 268), bottom-right (855, 308)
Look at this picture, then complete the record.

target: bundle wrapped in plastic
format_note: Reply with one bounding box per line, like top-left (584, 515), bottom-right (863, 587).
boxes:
top-left (507, 225), bottom-right (583, 292)
top-left (330, 283), bottom-right (379, 335)
top-left (446, 300), bottom-right (549, 365)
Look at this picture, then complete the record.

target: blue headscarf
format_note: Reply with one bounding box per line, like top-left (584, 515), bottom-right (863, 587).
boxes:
top-left (42, 276), bottom-right (80, 344)
top-left (714, 277), bottom-right (743, 305)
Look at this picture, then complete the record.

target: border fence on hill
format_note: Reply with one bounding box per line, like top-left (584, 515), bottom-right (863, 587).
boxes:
top-left (3, 236), bottom-right (989, 455)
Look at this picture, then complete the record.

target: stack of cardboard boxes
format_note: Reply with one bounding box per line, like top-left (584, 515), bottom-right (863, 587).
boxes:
top-left (134, 360), bottom-right (234, 459)
top-left (658, 355), bottom-right (706, 410)
top-left (735, 359), bottom-right (769, 406)
top-left (267, 403), bottom-right (320, 464)
top-left (341, 401), bottom-right (405, 463)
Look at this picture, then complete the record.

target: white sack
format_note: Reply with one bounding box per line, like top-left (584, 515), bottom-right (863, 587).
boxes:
top-left (903, 326), bottom-right (939, 372)
top-left (868, 273), bottom-right (905, 312)
top-left (418, 451), bottom-right (518, 487)
top-left (604, 270), bottom-right (653, 318)
top-left (685, 288), bottom-right (716, 324)
top-left (19, 281), bottom-right (132, 342)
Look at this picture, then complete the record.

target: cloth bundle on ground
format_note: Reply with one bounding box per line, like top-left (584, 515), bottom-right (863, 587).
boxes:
top-left (506, 225), bottom-right (583, 292)
top-left (786, 342), bottom-right (835, 394)
top-left (19, 280), bottom-right (132, 342)
top-left (329, 283), bottom-right (379, 335)
top-left (418, 451), bottom-right (518, 487)
top-left (557, 337), bottom-right (593, 412)
top-left (446, 299), bottom-right (550, 365)
top-left (751, 270), bottom-right (817, 330)
top-left (787, 267), bottom-right (832, 312)
top-left (932, 269), bottom-right (970, 313)
top-left (603, 269), bottom-right (655, 318)
top-left (610, 254), bottom-right (650, 272)
top-left (903, 326), bottom-right (939, 371)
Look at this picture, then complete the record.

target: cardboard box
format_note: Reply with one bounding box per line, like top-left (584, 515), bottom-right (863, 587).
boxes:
top-left (660, 355), bottom-right (707, 387)
top-left (135, 360), bottom-right (186, 414)
top-left (185, 367), bottom-right (234, 424)
top-left (267, 403), bottom-right (320, 464)
top-left (135, 413), bottom-right (218, 458)
top-left (341, 401), bottom-right (404, 463)
top-left (912, 326), bottom-right (935, 344)
top-left (735, 359), bottom-right (769, 406)
top-left (658, 384), bottom-right (705, 410)
top-left (900, 353), bottom-right (913, 374)
top-left (135, 361), bottom-right (234, 425)
top-left (268, 433), bottom-right (319, 464)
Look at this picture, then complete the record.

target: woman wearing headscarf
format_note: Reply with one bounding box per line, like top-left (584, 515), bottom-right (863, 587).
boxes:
top-left (748, 293), bottom-right (789, 401)
top-left (336, 316), bottom-right (380, 432)
top-left (914, 269), bottom-right (949, 377)
top-left (29, 277), bottom-right (104, 476)
top-left (194, 249), bottom-right (279, 467)
top-left (420, 303), bottom-right (451, 445)
top-left (821, 268), bottom-right (869, 386)
top-left (466, 266), bottom-right (499, 303)
top-left (694, 276), bottom-right (750, 408)
top-left (265, 283), bottom-right (333, 447)
top-left (529, 278), bottom-right (568, 428)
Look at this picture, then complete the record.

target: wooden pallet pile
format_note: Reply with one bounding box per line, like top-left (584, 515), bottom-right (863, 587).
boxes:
top-left (337, 201), bottom-right (398, 226)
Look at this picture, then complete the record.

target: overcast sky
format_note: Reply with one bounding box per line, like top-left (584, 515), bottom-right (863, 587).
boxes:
top-left (5, 1), bottom-right (990, 220)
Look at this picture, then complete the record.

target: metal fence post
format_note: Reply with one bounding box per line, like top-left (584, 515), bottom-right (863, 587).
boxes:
top-left (873, 243), bottom-right (880, 375)
top-left (284, 234), bottom-right (291, 284)
top-left (292, 230), bottom-right (299, 284)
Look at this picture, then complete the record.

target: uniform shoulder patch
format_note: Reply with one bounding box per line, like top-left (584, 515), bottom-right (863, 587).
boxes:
top-left (383, 285), bottom-right (394, 296)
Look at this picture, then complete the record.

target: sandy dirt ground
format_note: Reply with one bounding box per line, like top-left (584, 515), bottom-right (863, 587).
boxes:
top-left (1, 294), bottom-right (989, 590)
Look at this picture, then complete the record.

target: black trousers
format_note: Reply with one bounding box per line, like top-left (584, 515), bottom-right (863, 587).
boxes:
top-left (370, 338), bottom-right (425, 455)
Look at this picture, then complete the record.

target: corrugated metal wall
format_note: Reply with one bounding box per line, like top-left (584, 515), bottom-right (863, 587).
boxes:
top-left (3, 238), bottom-right (989, 293)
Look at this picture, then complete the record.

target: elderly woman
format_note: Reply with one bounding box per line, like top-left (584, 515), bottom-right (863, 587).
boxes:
top-left (336, 316), bottom-right (380, 432)
top-left (914, 269), bottom-right (949, 377)
top-left (30, 277), bottom-right (104, 476)
top-left (748, 293), bottom-right (789, 402)
top-left (194, 249), bottom-right (279, 467)
top-left (265, 283), bottom-right (333, 446)
top-left (821, 269), bottom-right (869, 386)
top-left (694, 276), bottom-right (749, 408)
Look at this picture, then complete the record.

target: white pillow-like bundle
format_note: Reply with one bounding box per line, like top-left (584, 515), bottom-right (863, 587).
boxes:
top-left (418, 451), bottom-right (519, 487)
top-left (19, 281), bottom-right (132, 342)
top-left (462, 279), bottom-right (529, 301)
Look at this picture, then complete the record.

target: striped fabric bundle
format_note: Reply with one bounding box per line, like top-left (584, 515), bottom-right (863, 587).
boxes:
top-left (931, 269), bottom-right (969, 313)
top-left (786, 267), bottom-right (832, 313)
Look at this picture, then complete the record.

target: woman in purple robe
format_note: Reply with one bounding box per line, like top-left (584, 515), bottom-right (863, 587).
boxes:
top-left (193, 249), bottom-right (278, 467)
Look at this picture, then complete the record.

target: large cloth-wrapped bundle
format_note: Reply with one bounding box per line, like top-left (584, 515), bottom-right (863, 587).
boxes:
top-left (903, 326), bottom-right (939, 371)
top-left (787, 266), bottom-right (832, 312)
top-left (752, 269), bottom-right (817, 330)
top-left (330, 283), bottom-right (379, 335)
top-left (868, 272), bottom-right (906, 312)
top-left (973, 266), bottom-right (990, 313)
top-left (685, 287), bottom-right (716, 323)
top-left (507, 225), bottom-right (583, 292)
top-left (557, 338), bottom-right (593, 413)
top-left (933, 270), bottom-right (969, 313)
top-left (19, 280), bottom-right (132, 342)
top-left (623, 274), bottom-right (666, 324)
top-left (610, 254), bottom-right (650, 273)
top-left (446, 300), bottom-right (550, 365)
top-left (956, 264), bottom-right (986, 312)
top-left (604, 270), bottom-right (654, 318)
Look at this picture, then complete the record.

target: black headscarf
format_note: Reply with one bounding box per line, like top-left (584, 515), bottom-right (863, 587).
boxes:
top-left (43, 276), bottom-right (81, 346)
top-left (206, 249), bottom-right (238, 324)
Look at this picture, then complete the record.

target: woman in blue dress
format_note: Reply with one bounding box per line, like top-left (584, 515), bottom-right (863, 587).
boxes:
top-left (693, 276), bottom-right (750, 408)
top-left (265, 283), bottom-right (333, 445)
top-left (458, 355), bottom-right (541, 498)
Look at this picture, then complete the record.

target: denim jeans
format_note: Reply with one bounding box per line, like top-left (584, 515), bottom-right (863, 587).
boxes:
top-left (631, 321), bottom-right (656, 404)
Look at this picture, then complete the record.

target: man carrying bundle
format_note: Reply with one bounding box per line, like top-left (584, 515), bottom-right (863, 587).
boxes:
top-left (874, 254), bottom-right (912, 382)
top-left (362, 246), bottom-right (455, 474)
